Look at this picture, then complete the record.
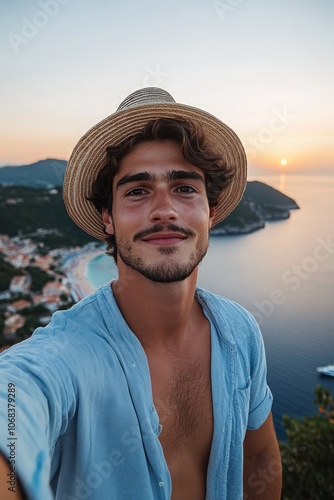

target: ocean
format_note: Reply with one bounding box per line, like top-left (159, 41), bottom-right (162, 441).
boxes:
top-left (87, 174), bottom-right (334, 440)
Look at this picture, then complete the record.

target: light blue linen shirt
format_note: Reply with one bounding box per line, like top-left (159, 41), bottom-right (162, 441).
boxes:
top-left (0, 284), bottom-right (272, 499)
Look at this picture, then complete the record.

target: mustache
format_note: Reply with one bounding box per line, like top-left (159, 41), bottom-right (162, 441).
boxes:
top-left (134, 224), bottom-right (196, 241)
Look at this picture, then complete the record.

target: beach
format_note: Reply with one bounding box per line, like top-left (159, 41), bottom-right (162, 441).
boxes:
top-left (64, 248), bottom-right (104, 301)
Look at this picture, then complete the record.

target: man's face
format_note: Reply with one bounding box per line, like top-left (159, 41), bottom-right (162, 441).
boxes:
top-left (102, 140), bottom-right (215, 283)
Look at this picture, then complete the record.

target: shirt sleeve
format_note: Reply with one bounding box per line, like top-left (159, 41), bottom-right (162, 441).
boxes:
top-left (0, 323), bottom-right (75, 500)
top-left (246, 314), bottom-right (273, 430)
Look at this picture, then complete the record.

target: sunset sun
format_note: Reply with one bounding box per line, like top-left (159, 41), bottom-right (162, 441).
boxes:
top-left (281, 159), bottom-right (288, 167)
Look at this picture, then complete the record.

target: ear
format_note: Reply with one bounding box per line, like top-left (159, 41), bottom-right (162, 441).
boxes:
top-left (209, 206), bottom-right (216, 228)
top-left (102, 208), bottom-right (114, 235)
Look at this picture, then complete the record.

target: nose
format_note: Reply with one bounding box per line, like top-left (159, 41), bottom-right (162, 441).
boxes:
top-left (149, 190), bottom-right (178, 223)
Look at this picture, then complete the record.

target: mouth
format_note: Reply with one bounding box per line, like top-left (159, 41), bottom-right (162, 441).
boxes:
top-left (141, 232), bottom-right (188, 246)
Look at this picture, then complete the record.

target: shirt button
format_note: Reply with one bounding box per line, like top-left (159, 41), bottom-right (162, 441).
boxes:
top-left (150, 404), bottom-right (155, 412)
top-left (159, 481), bottom-right (165, 487)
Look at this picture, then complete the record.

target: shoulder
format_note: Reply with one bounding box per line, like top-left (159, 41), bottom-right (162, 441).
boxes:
top-left (0, 284), bottom-right (115, 367)
top-left (196, 287), bottom-right (259, 335)
top-left (0, 285), bottom-right (123, 407)
top-left (196, 287), bottom-right (264, 363)
top-left (39, 282), bottom-right (113, 338)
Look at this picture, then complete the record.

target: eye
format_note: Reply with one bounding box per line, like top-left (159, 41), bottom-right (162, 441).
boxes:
top-left (126, 188), bottom-right (147, 197)
top-left (175, 185), bottom-right (196, 194)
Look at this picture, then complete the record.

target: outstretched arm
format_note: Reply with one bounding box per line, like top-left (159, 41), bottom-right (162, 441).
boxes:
top-left (243, 412), bottom-right (282, 499)
top-left (0, 454), bottom-right (26, 500)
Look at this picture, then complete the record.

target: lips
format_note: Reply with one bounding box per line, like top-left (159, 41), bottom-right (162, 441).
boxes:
top-left (141, 232), bottom-right (187, 245)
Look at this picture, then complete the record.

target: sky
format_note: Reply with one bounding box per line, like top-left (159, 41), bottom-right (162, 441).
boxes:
top-left (1, 0), bottom-right (333, 176)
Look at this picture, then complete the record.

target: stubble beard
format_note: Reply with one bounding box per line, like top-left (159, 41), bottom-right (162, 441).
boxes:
top-left (115, 234), bottom-right (209, 283)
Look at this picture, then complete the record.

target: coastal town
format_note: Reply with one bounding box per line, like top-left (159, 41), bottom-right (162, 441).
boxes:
top-left (0, 233), bottom-right (103, 348)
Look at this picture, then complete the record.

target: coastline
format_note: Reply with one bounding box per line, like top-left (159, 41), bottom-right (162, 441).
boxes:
top-left (64, 248), bottom-right (104, 301)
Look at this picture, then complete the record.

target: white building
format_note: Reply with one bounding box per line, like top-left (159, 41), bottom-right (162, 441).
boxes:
top-left (9, 275), bottom-right (31, 294)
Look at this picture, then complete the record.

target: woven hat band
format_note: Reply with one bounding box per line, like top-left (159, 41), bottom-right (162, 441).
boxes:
top-left (117, 87), bottom-right (176, 111)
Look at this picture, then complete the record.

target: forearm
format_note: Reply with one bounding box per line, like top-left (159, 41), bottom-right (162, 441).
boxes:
top-left (243, 448), bottom-right (282, 499)
top-left (0, 453), bottom-right (26, 500)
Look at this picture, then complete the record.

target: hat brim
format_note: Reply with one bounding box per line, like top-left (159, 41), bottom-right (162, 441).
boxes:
top-left (63, 102), bottom-right (247, 240)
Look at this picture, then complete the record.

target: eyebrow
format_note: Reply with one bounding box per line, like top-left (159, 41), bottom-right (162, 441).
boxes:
top-left (116, 170), bottom-right (204, 190)
top-left (167, 170), bottom-right (204, 183)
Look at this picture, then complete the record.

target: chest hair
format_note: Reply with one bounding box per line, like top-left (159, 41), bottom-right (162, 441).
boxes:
top-left (155, 356), bottom-right (213, 447)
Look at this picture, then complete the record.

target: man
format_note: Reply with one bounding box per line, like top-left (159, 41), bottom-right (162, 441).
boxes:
top-left (0, 87), bottom-right (281, 499)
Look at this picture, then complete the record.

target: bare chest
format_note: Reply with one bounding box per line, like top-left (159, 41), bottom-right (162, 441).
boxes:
top-left (147, 338), bottom-right (213, 498)
top-left (154, 358), bottom-right (213, 446)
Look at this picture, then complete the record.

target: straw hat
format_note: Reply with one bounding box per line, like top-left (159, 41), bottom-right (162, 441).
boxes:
top-left (63, 87), bottom-right (247, 240)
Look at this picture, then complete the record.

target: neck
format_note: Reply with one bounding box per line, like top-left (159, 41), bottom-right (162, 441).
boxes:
top-left (111, 265), bottom-right (202, 350)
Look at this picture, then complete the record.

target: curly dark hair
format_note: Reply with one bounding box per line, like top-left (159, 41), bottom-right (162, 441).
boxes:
top-left (88, 118), bottom-right (233, 261)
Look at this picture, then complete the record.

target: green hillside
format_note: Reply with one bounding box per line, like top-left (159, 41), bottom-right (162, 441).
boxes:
top-left (0, 159), bottom-right (66, 188)
top-left (0, 186), bottom-right (97, 248)
top-left (245, 181), bottom-right (299, 209)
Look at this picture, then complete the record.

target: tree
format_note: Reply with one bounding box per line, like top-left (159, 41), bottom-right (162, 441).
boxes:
top-left (279, 385), bottom-right (334, 499)
top-left (0, 254), bottom-right (24, 291)
top-left (26, 266), bottom-right (54, 292)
